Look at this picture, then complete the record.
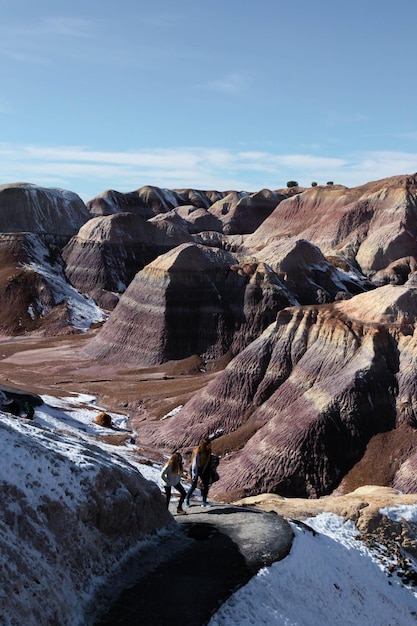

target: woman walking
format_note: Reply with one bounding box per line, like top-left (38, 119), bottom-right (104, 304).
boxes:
top-left (185, 438), bottom-right (212, 507)
top-left (160, 452), bottom-right (187, 515)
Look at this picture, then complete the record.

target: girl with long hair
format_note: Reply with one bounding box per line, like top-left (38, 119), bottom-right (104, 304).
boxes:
top-left (160, 451), bottom-right (187, 515)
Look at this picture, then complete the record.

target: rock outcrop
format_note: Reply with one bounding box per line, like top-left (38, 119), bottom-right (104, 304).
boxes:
top-left (207, 188), bottom-right (285, 234)
top-left (150, 205), bottom-right (223, 235)
top-left (254, 237), bottom-right (371, 304)
top-left (0, 232), bottom-right (104, 334)
top-left (86, 186), bottom-right (284, 236)
top-left (86, 186), bottom-right (226, 219)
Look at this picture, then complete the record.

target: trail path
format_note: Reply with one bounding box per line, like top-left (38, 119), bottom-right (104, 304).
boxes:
top-left (95, 503), bottom-right (293, 626)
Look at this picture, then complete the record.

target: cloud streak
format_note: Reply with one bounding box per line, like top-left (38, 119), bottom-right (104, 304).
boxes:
top-left (0, 143), bottom-right (416, 201)
top-left (204, 72), bottom-right (250, 95)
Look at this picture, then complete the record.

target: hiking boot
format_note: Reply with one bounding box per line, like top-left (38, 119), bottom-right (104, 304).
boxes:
top-left (176, 508), bottom-right (187, 515)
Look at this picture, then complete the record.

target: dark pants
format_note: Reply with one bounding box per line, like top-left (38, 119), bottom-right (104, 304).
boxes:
top-left (186, 472), bottom-right (210, 503)
top-left (164, 483), bottom-right (186, 510)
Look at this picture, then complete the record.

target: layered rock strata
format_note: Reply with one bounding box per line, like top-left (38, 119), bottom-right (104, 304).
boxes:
top-left (85, 243), bottom-right (296, 366)
top-left (138, 285), bottom-right (417, 500)
top-left (245, 174), bottom-right (417, 275)
top-left (86, 186), bottom-right (226, 219)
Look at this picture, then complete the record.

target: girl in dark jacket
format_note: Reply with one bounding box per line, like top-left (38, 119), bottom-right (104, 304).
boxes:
top-left (185, 438), bottom-right (212, 507)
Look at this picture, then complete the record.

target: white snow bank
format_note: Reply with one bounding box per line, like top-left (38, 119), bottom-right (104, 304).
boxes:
top-left (380, 504), bottom-right (417, 523)
top-left (208, 513), bottom-right (417, 626)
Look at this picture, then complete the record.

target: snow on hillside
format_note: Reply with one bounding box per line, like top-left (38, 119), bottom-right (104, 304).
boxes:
top-left (0, 396), bottom-right (170, 626)
top-left (2, 394), bottom-right (417, 625)
top-left (21, 260), bottom-right (106, 330)
top-left (209, 512), bottom-right (417, 626)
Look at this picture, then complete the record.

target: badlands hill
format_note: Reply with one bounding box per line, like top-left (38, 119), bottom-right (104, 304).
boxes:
top-left (3, 174), bottom-right (417, 623)
top-left (2, 174), bottom-right (417, 504)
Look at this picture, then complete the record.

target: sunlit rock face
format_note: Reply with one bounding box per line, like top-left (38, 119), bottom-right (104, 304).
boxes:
top-left (138, 285), bottom-right (417, 500)
top-left (245, 174), bottom-right (417, 275)
top-left (84, 243), bottom-right (296, 366)
top-left (62, 212), bottom-right (192, 294)
top-left (0, 183), bottom-right (90, 242)
top-left (369, 256), bottom-right (417, 287)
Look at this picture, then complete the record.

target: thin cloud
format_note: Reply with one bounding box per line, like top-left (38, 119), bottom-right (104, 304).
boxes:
top-left (41, 16), bottom-right (94, 38)
top-left (205, 73), bottom-right (250, 95)
top-left (0, 15), bottom-right (94, 66)
top-left (0, 143), bottom-right (416, 200)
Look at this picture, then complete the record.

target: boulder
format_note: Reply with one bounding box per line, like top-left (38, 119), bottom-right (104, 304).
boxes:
top-left (94, 412), bottom-right (113, 428)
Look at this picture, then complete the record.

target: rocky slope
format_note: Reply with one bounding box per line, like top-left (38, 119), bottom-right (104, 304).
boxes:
top-left (3, 174), bottom-right (417, 502)
top-left (0, 232), bottom-right (103, 334)
top-left (137, 284), bottom-right (417, 500)
top-left (0, 406), bottom-right (171, 626)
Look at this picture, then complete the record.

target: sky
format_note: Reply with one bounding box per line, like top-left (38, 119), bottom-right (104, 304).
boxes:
top-left (2, 393), bottom-right (417, 625)
top-left (1, 0), bottom-right (417, 201)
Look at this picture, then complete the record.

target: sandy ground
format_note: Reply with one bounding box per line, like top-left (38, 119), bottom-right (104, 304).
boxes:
top-left (0, 331), bottom-right (214, 421)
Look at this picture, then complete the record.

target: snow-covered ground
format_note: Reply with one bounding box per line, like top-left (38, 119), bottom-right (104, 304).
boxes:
top-left (3, 393), bottom-right (417, 625)
top-left (209, 512), bottom-right (417, 626)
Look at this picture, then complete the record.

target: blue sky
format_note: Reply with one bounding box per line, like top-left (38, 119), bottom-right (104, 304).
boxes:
top-left (1, 0), bottom-right (417, 201)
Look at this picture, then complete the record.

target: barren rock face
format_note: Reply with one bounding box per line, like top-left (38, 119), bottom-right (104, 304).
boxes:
top-left (0, 182), bottom-right (90, 241)
top-left (140, 285), bottom-right (417, 500)
top-left (370, 256), bottom-right (417, 286)
top-left (62, 212), bottom-right (192, 294)
top-left (245, 174), bottom-right (417, 275)
top-left (150, 206), bottom-right (223, 234)
top-left (86, 186), bottom-right (282, 236)
top-left (85, 243), bottom-right (296, 366)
